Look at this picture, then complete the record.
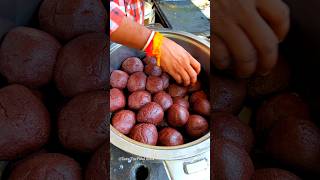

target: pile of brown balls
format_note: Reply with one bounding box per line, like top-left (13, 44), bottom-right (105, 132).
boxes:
top-left (0, 0), bottom-right (107, 179)
top-left (110, 56), bottom-right (210, 146)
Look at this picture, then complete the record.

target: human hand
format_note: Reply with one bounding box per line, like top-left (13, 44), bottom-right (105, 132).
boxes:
top-left (160, 37), bottom-right (201, 86)
top-left (212, 0), bottom-right (290, 77)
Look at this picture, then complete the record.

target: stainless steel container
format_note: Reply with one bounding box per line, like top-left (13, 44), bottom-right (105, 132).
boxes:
top-left (110, 30), bottom-right (210, 180)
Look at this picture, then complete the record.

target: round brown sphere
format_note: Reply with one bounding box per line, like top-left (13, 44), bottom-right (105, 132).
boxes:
top-left (251, 168), bottom-right (301, 180)
top-left (168, 84), bottom-right (188, 97)
top-left (130, 123), bottom-right (158, 145)
top-left (39, 0), bottom-right (106, 41)
top-left (161, 73), bottom-right (170, 89)
top-left (85, 142), bottom-right (108, 180)
top-left (9, 153), bottom-right (81, 180)
top-left (54, 33), bottom-right (107, 97)
top-left (0, 27), bottom-right (61, 88)
top-left (213, 139), bottom-right (254, 180)
top-left (142, 56), bottom-right (157, 65)
top-left (212, 112), bottom-right (254, 153)
top-left (146, 76), bottom-right (164, 93)
top-left (137, 102), bottom-right (164, 125)
top-left (153, 91), bottom-right (173, 111)
top-left (173, 97), bottom-right (190, 109)
top-left (190, 91), bottom-right (207, 105)
top-left (265, 117), bottom-right (320, 174)
top-left (193, 98), bottom-right (211, 116)
top-left (144, 64), bottom-right (162, 76)
top-left (127, 72), bottom-right (147, 92)
top-left (188, 81), bottom-right (201, 93)
top-left (128, 90), bottom-right (151, 110)
top-left (110, 70), bottom-right (129, 89)
top-left (212, 76), bottom-right (246, 114)
top-left (0, 84), bottom-right (50, 160)
top-left (158, 127), bottom-right (184, 146)
top-left (167, 104), bottom-right (189, 127)
top-left (185, 115), bottom-right (208, 138)
top-left (121, 57), bottom-right (144, 74)
top-left (110, 88), bottom-right (125, 112)
top-left (58, 91), bottom-right (108, 153)
top-left (112, 110), bottom-right (136, 135)
top-left (256, 93), bottom-right (310, 136)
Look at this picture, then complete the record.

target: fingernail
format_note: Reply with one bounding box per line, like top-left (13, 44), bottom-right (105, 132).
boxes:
top-left (259, 70), bottom-right (271, 76)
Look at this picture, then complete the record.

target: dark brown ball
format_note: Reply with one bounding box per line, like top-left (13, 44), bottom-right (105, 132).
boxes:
top-left (130, 123), bottom-right (158, 145)
top-left (167, 104), bottom-right (189, 127)
top-left (247, 57), bottom-right (291, 99)
top-left (39, 0), bottom-right (106, 41)
top-left (0, 84), bottom-right (50, 160)
top-left (153, 91), bottom-right (173, 111)
top-left (142, 56), bottom-right (157, 65)
top-left (110, 70), bottom-right (129, 89)
top-left (58, 91), bottom-right (108, 153)
top-left (146, 76), bottom-right (164, 93)
top-left (213, 139), bottom-right (254, 180)
top-left (54, 33), bottom-right (107, 97)
top-left (127, 72), bottom-right (147, 92)
top-left (0, 27), bottom-right (61, 88)
top-left (85, 143), bottom-right (108, 180)
top-left (251, 168), bottom-right (301, 180)
top-left (212, 113), bottom-right (254, 152)
top-left (188, 81), bottom-right (201, 93)
top-left (168, 84), bottom-right (188, 97)
top-left (265, 117), bottom-right (320, 174)
top-left (110, 88), bottom-right (125, 112)
top-left (144, 64), bottom-right (162, 76)
top-left (190, 91), bottom-right (207, 105)
top-left (161, 73), bottom-right (170, 89)
top-left (137, 102), bottom-right (164, 125)
top-left (121, 57), bottom-right (144, 74)
top-left (112, 110), bottom-right (136, 135)
top-left (256, 93), bottom-right (310, 136)
top-left (185, 115), bottom-right (208, 138)
top-left (193, 98), bottom-right (211, 116)
top-left (158, 127), bottom-right (184, 146)
top-left (212, 76), bottom-right (246, 114)
top-left (128, 90), bottom-right (151, 110)
top-left (9, 153), bottom-right (81, 180)
top-left (173, 97), bottom-right (190, 109)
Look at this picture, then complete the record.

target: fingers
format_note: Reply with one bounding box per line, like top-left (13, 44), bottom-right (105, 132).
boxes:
top-left (179, 69), bottom-right (191, 86)
top-left (212, 34), bottom-right (231, 70)
top-left (256, 0), bottom-right (290, 42)
top-left (185, 63), bottom-right (198, 84)
top-left (189, 55), bottom-right (201, 74)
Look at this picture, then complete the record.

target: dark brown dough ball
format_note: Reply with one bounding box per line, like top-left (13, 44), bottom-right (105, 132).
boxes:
top-left (137, 102), bottom-right (164, 125)
top-left (265, 117), bottom-right (320, 174)
top-left (173, 97), bottom-right (190, 109)
top-left (256, 93), bottom-right (310, 136)
top-left (121, 57), bottom-right (144, 74)
top-left (110, 70), bottom-right (129, 89)
top-left (251, 168), bottom-right (301, 180)
top-left (190, 91), bottom-right (207, 104)
top-left (112, 110), bottom-right (136, 135)
top-left (185, 115), bottom-right (208, 138)
top-left (39, 0), bottom-right (106, 41)
top-left (58, 91), bottom-right (108, 153)
top-left (85, 142), bottom-right (108, 180)
top-left (212, 76), bottom-right (246, 114)
top-left (144, 64), bottom-right (162, 76)
top-left (128, 90), bottom-right (151, 110)
top-left (193, 98), bottom-right (211, 116)
top-left (130, 123), bottom-right (158, 145)
top-left (161, 73), bottom-right (170, 89)
top-left (54, 33), bottom-right (107, 97)
top-left (247, 57), bottom-right (291, 99)
top-left (0, 85), bottom-right (50, 160)
top-left (9, 153), bottom-right (81, 180)
top-left (142, 56), bottom-right (157, 65)
top-left (153, 91), bottom-right (173, 111)
top-left (167, 104), bottom-right (189, 127)
top-left (0, 27), bottom-right (61, 88)
top-left (213, 139), bottom-right (254, 180)
top-left (127, 72), bottom-right (147, 92)
top-left (158, 127), bottom-right (184, 146)
top-left (212, 113), bottom-right (254, 153)
top-left (168, 84), bottom-right (188, 97)
top-left (146, 76), bottom-right (164, 93)
top-left (110, 88), bottom-right (125, 112)
top-left (188, 81), bottom-right (201, 93)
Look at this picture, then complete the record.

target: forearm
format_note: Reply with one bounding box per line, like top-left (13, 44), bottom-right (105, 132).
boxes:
top-left (111, 17), bottom-right (152, 50)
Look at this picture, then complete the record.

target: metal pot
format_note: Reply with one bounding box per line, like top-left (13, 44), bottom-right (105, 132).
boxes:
top-left (110, 30), bottom-right (210, 180)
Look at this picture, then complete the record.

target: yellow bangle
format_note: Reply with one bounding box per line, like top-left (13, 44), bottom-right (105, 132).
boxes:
top-left (152, 32), bottom-right (163, 66)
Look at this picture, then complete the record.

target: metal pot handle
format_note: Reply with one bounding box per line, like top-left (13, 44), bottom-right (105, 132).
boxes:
top-left (163, 150), bottom-right (210, 180)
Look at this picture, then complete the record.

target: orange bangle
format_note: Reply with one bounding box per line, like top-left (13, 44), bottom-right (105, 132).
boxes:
top-left (145, 32), bottom-right (163, 67)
